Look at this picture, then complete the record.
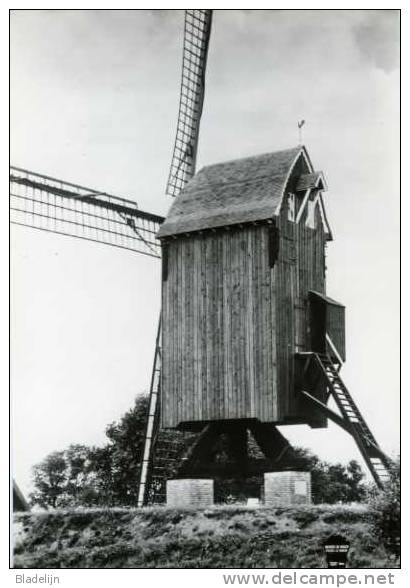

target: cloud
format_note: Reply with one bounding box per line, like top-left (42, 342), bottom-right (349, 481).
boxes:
top-left (353, 10), bottom-right (399, 73)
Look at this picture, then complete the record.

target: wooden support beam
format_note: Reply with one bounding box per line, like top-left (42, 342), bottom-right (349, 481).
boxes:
top-left (176, 421), bottom-right (302, 480)
top-left (300, 390), bottom-right (352, 433)
top-left (248, 422), bottom-right (291, 465)
top-left (295, 188), bottom-right (311, 223)
top-left (301, 388), bottom-right (391, 466)
top-left (176, 423), bottom-right (219, 477)
top-left (326, 333), bottom-right (344, 366)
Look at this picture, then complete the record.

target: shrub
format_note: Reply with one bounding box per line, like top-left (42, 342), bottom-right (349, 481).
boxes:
top-left (368, 458), bottom-right (400, 557)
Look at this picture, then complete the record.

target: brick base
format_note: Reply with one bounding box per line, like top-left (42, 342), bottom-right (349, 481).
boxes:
top-left (166, 479), bottom-right (214, 508)
top-left (264, 471), bottom-right (311, 507)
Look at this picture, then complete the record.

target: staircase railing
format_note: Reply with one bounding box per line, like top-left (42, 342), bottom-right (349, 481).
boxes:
top-left (136, 318), bottom-right (162, 507)
top-left (300, 352), bottom-right (392, 489)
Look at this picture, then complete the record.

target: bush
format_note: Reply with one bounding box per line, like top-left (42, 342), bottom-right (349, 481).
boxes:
top-left (368, 458), bottom-right (400, 557)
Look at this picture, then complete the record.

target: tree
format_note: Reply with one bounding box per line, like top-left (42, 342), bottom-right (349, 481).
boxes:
top-left (95, 395), bottom-right (194, 505)
top-left (368, 458), bottom-right (400, 558)
top-left (291, 448), bottom-right (367, 504)
top-left (29, 395), bottom-right (190, 508)
top-left (29, 397), bottom-right (151, 508)
top-left (30, 397), bottom-right (368, 508)
top-left (30, 451), bottom-right (67, 508)
top-left (102, 395), bottom-right (149, 505)
top-left (29, 445), bottom-right (98, 508)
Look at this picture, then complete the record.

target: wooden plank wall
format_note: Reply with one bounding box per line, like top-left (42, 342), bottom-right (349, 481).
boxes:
top-left (326, 305), bottom-right (346, 361)
top-left (161, 224), bottom-right (279, 429)
top-left (295, 204), bottom-right (326, 350)
top-left (275, 206), bottom-right (296, 419)
top-left (162, 161), bottom-right (328, 427)
top-left (277, 194), bottom-right (326, 418)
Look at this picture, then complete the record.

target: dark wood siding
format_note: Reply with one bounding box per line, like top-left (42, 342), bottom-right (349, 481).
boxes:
top-left (295, 204), bottom-right (327, 353)
top-left (275, 207), bottom-right (296, 419)
top-left (276, 184), bottom-right (327, 419)
top-left (161, 151), bottom-right (330, 429)
top-left (161, 224), bottom-right (279, 428)
top-left (326, 304), bottom-right (346, 362)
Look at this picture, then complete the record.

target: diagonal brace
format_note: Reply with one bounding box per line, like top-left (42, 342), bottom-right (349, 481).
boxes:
top-left (301, 390), bottom-right (353, 433)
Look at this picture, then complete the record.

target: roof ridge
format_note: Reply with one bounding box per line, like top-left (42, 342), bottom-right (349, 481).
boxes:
top-left (200, 146), bottom-right (303, 172)
top-left (190, 171), bottom-right (288, 194)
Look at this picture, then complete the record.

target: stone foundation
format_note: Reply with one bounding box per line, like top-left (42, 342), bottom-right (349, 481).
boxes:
top-left (264, 471), bottom-right (311, 507)
top-left (166, 478), bottom-right (214, 508)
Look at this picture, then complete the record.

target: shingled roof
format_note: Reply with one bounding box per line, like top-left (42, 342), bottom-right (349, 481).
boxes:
top-left (158, 146), bottom-right (313, 238)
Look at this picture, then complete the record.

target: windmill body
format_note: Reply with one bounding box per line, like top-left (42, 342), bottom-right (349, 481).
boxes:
top-left (151, 144), bottom-right (390, 496)
top-left (158, 146), bottom-right (337, 431)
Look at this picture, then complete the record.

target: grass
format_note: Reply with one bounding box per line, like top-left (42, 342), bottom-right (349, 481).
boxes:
top-left (13, 503), bottom-right (398, 569)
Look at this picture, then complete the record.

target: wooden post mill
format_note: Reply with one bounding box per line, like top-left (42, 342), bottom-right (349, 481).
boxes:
top-left (158, 146), bottom-right (335, 430)
top-left (152, 145), bottom-right (391, 499)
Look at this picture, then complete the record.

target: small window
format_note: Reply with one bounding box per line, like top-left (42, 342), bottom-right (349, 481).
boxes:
top-left (287, 193), bottom-right (295, 222)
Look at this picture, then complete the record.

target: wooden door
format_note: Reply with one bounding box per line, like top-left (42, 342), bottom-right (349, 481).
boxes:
top-left (308, 294), bottom-right (327, 354)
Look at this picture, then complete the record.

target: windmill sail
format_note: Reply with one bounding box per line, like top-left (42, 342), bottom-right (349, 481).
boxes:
top-left (136, 10), bottom-right (213, 505)
top-left (10, 166), bottom-right (163, 257)
top-left (165, 9), bottom-right (213, 198)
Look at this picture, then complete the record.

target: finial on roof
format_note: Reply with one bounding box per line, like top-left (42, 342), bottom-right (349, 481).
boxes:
top-left (297, 120), bottom-right (305, 145)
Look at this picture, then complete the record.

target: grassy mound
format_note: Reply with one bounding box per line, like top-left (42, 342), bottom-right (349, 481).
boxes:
top-left (13, 503), bottom-right (397, 569)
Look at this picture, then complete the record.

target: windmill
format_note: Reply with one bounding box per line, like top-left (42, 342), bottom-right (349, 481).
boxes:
top-left (10, 10), bottom-right (392, 509)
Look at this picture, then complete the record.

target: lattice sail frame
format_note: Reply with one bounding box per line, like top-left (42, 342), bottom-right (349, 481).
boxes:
top-left (10, 166), bottom-right (164, 257)
top-left (166, 9), bottom-right (213, 198)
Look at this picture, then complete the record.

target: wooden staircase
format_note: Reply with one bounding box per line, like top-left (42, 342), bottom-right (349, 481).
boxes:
top-left (147, 434), bottom-right (189, 504)
top-left (301, 353), bottom-right (392, 489)
top-left (137, 319), bottom-right (193, 505)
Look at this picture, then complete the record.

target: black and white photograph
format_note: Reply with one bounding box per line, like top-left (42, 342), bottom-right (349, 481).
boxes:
top-left (9, 7), bottom-right (400, 574)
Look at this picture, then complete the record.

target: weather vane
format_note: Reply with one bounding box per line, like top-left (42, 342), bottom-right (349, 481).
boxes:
top-left (298, 119), bottom-right (305, 144)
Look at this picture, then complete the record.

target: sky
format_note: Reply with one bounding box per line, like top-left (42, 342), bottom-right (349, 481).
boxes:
top-left (10, 9), bottom-right (400, 497)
